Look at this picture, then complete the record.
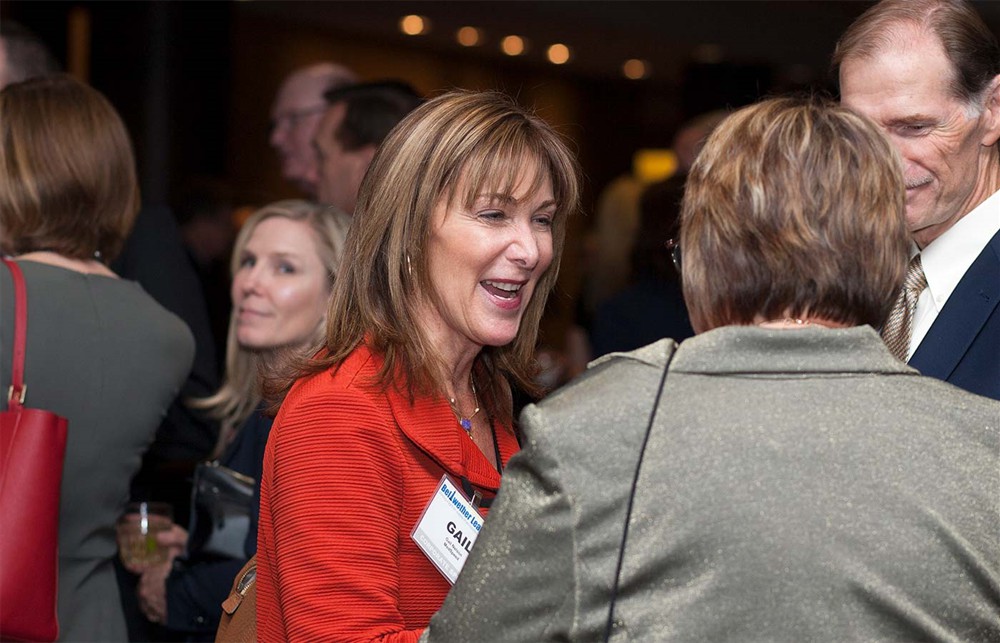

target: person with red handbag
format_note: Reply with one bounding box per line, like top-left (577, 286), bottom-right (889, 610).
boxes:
top-left (0, 75), bottom-right (194, 642)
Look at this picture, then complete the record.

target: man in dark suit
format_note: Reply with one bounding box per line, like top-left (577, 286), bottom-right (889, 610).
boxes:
top-left (836, 0), bottom-right (1000, 401)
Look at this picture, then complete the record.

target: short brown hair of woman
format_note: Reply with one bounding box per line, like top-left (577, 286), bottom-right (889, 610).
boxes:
top-left (304, 89), bottom-right (580, 426)
top-left (680, 96), bottom-right (909, 333)
top-left (0, 74), bottom-right (139, 262)
top-left (832, 0), bottom-right (1000, 105)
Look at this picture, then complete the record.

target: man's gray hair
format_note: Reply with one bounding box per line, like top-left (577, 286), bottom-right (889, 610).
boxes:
top-left (833, 0), bottom-right (1000, 104)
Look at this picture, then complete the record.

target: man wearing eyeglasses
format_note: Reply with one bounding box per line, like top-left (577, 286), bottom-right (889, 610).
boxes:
top-left (269, 62), bottom-right (356, 198)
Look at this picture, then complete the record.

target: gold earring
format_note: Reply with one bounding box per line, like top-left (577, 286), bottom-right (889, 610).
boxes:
top-left (406, 254), bottom-right (412, 276)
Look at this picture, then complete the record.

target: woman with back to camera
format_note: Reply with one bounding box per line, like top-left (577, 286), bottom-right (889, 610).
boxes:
top-left (256, 90), bottom-right (581, 641)
top-left (422, 97), bottom-right (1000, 641)
top-left (0, 74), bottom-right (195, 641)
top-left (128, 201), bottom-right (350, 638)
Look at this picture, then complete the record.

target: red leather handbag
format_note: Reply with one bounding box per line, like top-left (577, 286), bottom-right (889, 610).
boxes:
top-left (0, 258), bottom-right (68, 642)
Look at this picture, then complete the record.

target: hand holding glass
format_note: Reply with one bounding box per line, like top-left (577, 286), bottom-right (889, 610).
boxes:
top-left (117, 502), bottom-right (173, 571)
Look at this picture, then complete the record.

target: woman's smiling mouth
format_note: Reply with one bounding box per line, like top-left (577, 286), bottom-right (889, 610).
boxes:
top-left (481, 279), bottom-right (525, 299)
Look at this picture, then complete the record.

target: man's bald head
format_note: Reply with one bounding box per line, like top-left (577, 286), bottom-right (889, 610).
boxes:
top-left (0, 21), bottom-right (60, 90)
top-left (269, 62), bottom-right (357, 196)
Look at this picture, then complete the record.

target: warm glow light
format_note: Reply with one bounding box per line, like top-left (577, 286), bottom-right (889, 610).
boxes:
top-left (546, 43), bottom-right (571, 65)
top-left (501, 35), bottom-right (526, 56)
top-left (633, 149), bottom-right (678, 183)
top-left (623, 58), bottom-right (650, 80)
top-left (457, 26), bottom-right (482, 47)
top-left (399, 15), bottom-right (430, 36)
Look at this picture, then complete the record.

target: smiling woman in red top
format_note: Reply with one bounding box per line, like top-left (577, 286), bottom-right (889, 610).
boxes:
top-left (256, 90), bottom-right (581, 642)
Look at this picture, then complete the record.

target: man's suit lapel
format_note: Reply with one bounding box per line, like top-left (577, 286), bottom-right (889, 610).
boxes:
top-left (909, 229), bottom-right (1000, 380)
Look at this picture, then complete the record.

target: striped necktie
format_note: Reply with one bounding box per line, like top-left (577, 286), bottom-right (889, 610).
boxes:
top-left (881, 254), bottom-right (928, 361)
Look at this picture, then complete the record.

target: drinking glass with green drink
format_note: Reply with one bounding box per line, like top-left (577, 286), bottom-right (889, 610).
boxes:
top-left (117, 501), bottom-right (173, 570)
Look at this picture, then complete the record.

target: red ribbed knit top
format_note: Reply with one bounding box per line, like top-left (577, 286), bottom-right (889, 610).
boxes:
top-left (256, 344), bottom-right (519, 642)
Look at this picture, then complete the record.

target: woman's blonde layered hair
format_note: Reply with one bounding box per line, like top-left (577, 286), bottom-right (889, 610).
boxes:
top-left (293, 90), bottom-right (580, 426)
top-left (680, 96), bottom-right (909, 332)
top-left (0, 74), bottom-right (139, 262)
top-left (195, 200), bottom-right (350, 455)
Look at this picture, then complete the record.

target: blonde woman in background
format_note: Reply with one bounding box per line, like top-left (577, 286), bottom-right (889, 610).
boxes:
top-left (130, 200), bottom-right (350, 638)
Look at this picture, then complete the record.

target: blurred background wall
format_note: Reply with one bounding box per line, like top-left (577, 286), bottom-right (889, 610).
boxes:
top-left (5, 0), bottom-right (1000, 347)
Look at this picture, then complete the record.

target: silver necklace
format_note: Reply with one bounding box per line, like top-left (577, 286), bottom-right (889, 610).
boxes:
top-left (448, 379), bottom-right (481, 436)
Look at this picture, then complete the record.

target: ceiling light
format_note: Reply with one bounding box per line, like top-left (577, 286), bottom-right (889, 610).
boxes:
top-left (457, 26), bottom-right (483, 47)
top-left (399, 15), bottom-right (430, 36)
top-left (547, 44), bottom-right (571, 65)
top-left (501, 35), bottom-right (526, 56)
top-left (623, 58), bottom-right (650, 80)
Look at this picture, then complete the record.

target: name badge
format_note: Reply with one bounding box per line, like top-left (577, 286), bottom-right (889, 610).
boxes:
top-left (411, 474), bottom-right (485, 584)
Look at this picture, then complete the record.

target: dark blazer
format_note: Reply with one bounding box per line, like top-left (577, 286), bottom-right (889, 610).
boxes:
top-left (910, 227), bottom-right (1000, 401)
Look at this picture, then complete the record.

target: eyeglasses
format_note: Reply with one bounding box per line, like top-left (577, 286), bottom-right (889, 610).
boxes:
top-left (269, 105), bottom-right (327, 134)
top-left (665, 238), bottom-right (682, 274)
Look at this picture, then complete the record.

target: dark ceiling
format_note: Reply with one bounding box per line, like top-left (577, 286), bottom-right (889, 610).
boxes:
top-left (238, 1), bottom-right (1000, 85)
top-left (8, 0), bottom-right (1000, 209)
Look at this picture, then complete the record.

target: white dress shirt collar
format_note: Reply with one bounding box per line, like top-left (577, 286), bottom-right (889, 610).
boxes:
top-left (909, 187), bottom-right (1000, 356)
top-left (920, 187), bottom-right (1000, 309)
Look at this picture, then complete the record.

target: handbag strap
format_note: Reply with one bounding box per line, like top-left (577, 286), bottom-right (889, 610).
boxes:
top-left (602, 346), bottom-right (674, 642)
top-left (2, 258), bottom-right (28, 412)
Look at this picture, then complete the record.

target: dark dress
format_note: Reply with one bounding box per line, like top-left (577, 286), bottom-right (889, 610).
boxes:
top-left (0, 260), bottom-right (194, 642)
top-left (163, 410), bottom-right (273, 638)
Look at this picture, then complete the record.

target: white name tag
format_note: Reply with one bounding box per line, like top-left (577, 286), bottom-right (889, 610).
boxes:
top-left (411, 474), bottom-right (485, 584)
